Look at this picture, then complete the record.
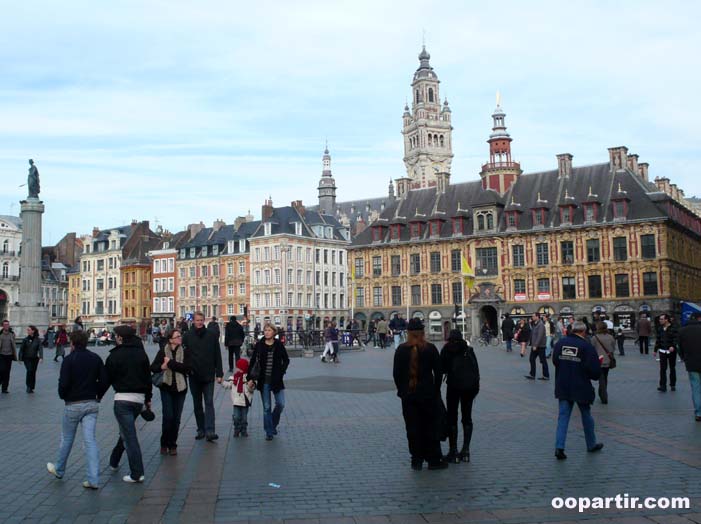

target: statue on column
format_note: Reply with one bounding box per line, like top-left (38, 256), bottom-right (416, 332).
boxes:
top-left (27, 159), bottom-right (40, 198)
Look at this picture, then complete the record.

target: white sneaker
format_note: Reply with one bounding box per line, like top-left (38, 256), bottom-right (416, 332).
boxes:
top-left (110, 465), bottom-right (119, 471)
top-left (122, 475), bottom-right (145, 483)
top-left (82, 481), bottom-right (99, 490)
top-left (47, 462), bottom-right (62, 479)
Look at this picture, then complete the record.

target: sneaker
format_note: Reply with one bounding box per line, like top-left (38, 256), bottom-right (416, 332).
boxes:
top-left (109, 465), bottom-right (119, 472)
top-left (122, 475), bottom-right (145, 483)
top-left (206, 433), bottom-right (219, 442)
top-left (265, 435), bottom-right (274, 441)
top-left (555, 449), bottom-right (567, 460)
top-left (657, 387), bottom-right (667, 392)
top-left (587, 443), bottom-right (604, 453)
top-left (195, 432), bottom-right (206, 440)
top-left (82, 481), bottom-right (98, 490)
top-left (168, 448), bottom-right (178, 456)
top-left (321, 356), bottom-right (326, 363)
top-left (524, 375), bottom-right (535, 380)
top-left (538, 377), bottom-right (550, 381)
top-left (47, 462), bottom-right (62, 479)
top-left (160, 447), bottom-right (168, 455)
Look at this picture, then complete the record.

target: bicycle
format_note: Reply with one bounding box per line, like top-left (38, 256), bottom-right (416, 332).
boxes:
top-left (475, 334), bottom-right (501, 347)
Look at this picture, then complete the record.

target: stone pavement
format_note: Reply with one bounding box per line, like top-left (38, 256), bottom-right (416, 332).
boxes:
top-left (0, 340), bottom-right (700, 524)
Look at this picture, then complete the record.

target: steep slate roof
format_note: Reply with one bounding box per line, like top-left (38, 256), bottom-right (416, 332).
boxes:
top-left (250, 206), bottom-right (348, 241)
top-left (0, 215), bottom-right (22, 229)
top-left (308, 195), bottom-right (393, 229)
top-left (352, 164), bottom-right (679, 247)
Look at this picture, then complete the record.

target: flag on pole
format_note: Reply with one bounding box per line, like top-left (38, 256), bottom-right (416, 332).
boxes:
top-left (461, 254), bottom-right (475, 291)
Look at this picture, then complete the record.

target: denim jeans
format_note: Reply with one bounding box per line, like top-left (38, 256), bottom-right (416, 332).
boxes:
top-left (688, 372), bottom-right (701, 417)
top-left (110, 401), bottom-right (144, 480)
top-left (555, 399), bottom-right (597, 450)
top-left (189, 378), bottom-right (216, 435)
top-left (260, 384), bottom-right (285, 437)
top-left (55, 401), bottom-right (99, 485)
top-left (545, 336), bottom-right (553, 358)
top-left (160, 389), bottom-right (187, 448)
top-left (233, 405), bottom-right (249, 433)
top-left (394, 333), bottom-right (402, 348)
top-left (505, 338), bottom-right (512, 351)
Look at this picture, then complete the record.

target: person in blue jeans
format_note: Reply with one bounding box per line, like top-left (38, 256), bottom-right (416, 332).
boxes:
top-left (248, 324), bottom-right (290, 440)
top-left (551, 321), bottom-right (604, 460)
top-left (105, 325), bottom-right (153, 483)
top-left (47, 330), bottom-right (108, 489)
top-left (679, 312), bottom-right (701, 421)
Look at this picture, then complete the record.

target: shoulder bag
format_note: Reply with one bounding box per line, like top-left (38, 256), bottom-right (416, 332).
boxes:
top-left (594, 334), bottom-right (616, 370)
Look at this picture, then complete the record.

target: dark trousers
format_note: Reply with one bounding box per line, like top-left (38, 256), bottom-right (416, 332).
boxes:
top-left (378, 333), bottom-right (387, 349)
top-left (23, 358), bottom-right (39, 390)
top-left (160, 388), bottom-right (187, 449)
top-left (598, 367), bottom-right (609, 403)
top-left (401, 397), bottom-right (442, 464)
top-left (54, 345), bottom-right (65, 361)
top-left (0, 355), bottom-right (13, 392)
top-left (529, 347), bottom-right (550, 378)
top-left (189, 378), bottom-right (215, 434)
top-left (639, 336), bottom-right (649, 354)
top-left (617, 338), bottom-right (625, 356)
top-left (659, 352), bottom-right (677, 389)
top-left (227, 345), bottom-right (241, 372)
top-left (446, 387), bottom-right (476, 428)
top-left (110, 401), bottom-right (144, 480)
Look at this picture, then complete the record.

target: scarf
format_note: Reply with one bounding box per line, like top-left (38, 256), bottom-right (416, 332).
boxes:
top-left (233, 370), bottom-right (245, 394)
top-left (162, 344), bottom-right (187, 392)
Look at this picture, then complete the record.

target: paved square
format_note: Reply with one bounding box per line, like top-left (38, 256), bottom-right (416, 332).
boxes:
top-left (0, 341), bottom-right (700, 523)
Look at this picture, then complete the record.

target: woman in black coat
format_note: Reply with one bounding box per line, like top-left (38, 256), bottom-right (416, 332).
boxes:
top-left (18, 325), bottom-right (42, 393)
top-left (440, 329), bottom-right (479, 463)
top-left (392, 318), bottom-right (447, 471)
top-left (516, 318), bottom-right (531, 358)
top-left (248, 324), bottom-right (290, 440)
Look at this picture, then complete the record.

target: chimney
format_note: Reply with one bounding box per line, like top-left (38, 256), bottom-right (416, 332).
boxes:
top-left (627, 154), bottom-right (639, 175)
top-left (556, 153), bottom-right (573, 178)
top-left (262, 197), bottom-right (274, 221)
top-left (212, 219), bottom-right (225, 232)
top-left (291, 200), bottom-right (305, 216)
top-left (355, 216), bottom-right (367, 236)
top-left (608, 146), bottom-right (629, 171)
top-left (638, 162), bottom-right (649, 183)
top-left (234, 216), bottom-right (246, 230)
top-left (188, 221), bottom-right (204, 239)
top-left (655, 176), bottom-right (671, 194)
top-left (670, 184), bottom-right (680, 201)
top-left (92, 227), bottom-right (100, 238)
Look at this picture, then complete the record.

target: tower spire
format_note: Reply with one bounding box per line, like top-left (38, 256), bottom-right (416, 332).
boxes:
top-left (479, 96), bottom-right (522, 194)
top-left (318, 144), bottom-right (336, 215)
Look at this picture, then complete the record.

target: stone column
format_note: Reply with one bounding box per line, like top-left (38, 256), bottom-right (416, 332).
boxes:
top-left (13, 197), bottom-right (49, 333)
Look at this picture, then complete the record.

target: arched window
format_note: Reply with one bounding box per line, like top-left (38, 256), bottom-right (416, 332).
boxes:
top-left (428, 88), bottom-right (434, 102)
top-left (428, 134), bottom-right (433, 147)
top-left (1, 240), bottom-right (7, 253)
top-left (2, 262), bottom-right (8, 278)
top-left (477, 215), bottom-right (485, 231)
top-left (415, 90), bottom-right (420, 104)
top-left (487, 213), bottom-right (494, 230)
top-left (439, 135), bottom-right (444, 147)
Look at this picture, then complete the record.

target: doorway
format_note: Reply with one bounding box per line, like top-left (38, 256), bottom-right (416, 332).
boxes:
top-left (479, 305), bottom-right (498, 335)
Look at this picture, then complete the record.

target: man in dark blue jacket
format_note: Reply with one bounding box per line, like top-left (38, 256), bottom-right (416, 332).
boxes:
top-left (679, 312), bottom-right (701, 421)
top-left (551, 321), bottom-right (603, 460)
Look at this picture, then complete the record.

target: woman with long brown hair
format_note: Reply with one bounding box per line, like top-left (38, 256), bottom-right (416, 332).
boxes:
top-left (392, 318), bottom-right (448, 470)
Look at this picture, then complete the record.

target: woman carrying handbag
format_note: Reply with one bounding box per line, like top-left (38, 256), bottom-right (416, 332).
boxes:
top-left (150, 329), bottom-right (191, 455)
top-left (592, 322), bottom-right (616, 404)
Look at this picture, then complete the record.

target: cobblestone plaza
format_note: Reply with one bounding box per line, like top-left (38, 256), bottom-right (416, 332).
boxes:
top-left (0, 342), bottom-right (700, 524)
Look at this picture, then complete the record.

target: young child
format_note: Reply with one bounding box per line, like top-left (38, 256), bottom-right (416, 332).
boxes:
top-left (222, 358), bottom-right (255, 437)
top-left (615, 327), bottom-right (626, 356)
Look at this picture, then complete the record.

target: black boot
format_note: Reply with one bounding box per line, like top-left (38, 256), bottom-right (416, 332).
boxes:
top-left (445, 426), bottom-right (459, 463)
top-left (459, 423), bottom-right (473, 462)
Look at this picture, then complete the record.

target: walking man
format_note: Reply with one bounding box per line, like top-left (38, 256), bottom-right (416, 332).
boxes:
top-left (655, 313), bottom-right (678, 392)
top-left (224, 316), bottom-right (245, 373)
top-left (552, 320), bottom-right (603, 459)
top-left (679, 312), bottom-right (701, 421)
top-left (183, 311), bottom-right (223, 441)
top-left (501, 313), bottom-right (515, 353)
top-left (47, 330), bottom-right (108, 489)
top-left (0, 319), bottom-right (17, 393)
top-left (105, 326), bottom-right (152, 483)
top-left (377, 317), bottom-right (389, 349)
top-left (526, 313), bottom-right (550, 380)
top-left (637, 313), bottom-right (652, 355)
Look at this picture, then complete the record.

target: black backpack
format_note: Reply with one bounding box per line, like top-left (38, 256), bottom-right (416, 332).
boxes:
top-left (449, 347), bottom-right (479, 391)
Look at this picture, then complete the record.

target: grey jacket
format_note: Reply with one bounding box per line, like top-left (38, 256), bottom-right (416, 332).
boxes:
top-left (530, 320), bottom-right (546, 348)
top-left (0, 330), bottom-right (17, 358)
top-left (592, 333), bottom-right (616, 368)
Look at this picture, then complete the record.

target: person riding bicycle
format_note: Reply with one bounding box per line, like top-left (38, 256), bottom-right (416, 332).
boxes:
top-left (480, 322), bottom-right (493, 344)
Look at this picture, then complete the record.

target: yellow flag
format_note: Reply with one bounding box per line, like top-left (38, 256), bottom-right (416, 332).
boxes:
top-left (351, 264), bottom-right (355, 282)
top-left (461, 254), bottom-right (475, 291)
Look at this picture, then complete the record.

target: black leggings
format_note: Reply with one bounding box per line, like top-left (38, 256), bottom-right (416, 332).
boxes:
top-left (227, 346), bottom-right (241, 372)
top-left (446, 388), bottom-right (477, 428)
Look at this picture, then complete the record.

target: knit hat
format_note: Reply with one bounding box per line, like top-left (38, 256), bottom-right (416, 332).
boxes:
top-left (235, 358), bottom-right (249, 373)
top-left (448, 329), bottom-right (463, 341)
top-left (114, 325), bottom-right (136, 339)
top-left (407, 318), bottom-right (424, 331)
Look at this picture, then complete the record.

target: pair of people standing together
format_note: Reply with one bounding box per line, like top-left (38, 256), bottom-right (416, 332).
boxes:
top-left (393, 319), bottom-right (479, 470)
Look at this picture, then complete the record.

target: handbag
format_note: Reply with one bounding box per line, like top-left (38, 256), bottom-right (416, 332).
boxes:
top-left (248, 351), bottom-right (261, 381)
top-left (594, 334), bottom-right (616, 370)
top-left (151, 371), bottom-right (164, 387)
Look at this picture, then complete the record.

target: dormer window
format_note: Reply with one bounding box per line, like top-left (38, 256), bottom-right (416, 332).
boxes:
top-left (452, 217), bottom-right (465, 235)
top-left (429, 220), bottom-right (441, 237)
top-left (532, 209), bottom-right (546, 226)
top-left (326, 226), bottom-right (333, 239)
top-left (584, 204), bottom-right (596, 223)
top-left (212, 245), bottom-right (219, 256)
top-left (201, 246), bottom-right (208, 257)
top-left (560, 206), bottom-right (575, 224)
top-left (390, 224), bottom-right (401, 240)
top-left (238, 239), bottom-right (247, 252)
top-left (228, 240), bottom-right (235, 253)
top-left (475, 211), bottom-right (495, 232)
top-left (264, 222), bottom-right (272, 236)
top-left (163, 242), bottom-right (169, 249)
top-left (295, 222), bottom-right (302, 236)
top-left (372, 226), bottom-right (385, 242)
top-left (189, 247), bottom-right (196, 258)
top-left (180, 249), bottom-right (186, 259)
top-left (410, 222), bottom-right (422, 238)
top-left (613, 200), bottom-right (627, 219)
top-left (506, 212), bottom-right (520, 229)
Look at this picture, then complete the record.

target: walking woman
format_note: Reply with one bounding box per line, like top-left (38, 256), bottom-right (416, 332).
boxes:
top-left (19, 325), bottom-right (42, 393)
top-left (592, 322), bottom-right (615, 404)
top-left (392, 318), bottom-right (448, 471)
top-left (55, 327), bottom-right (68, 362)
top-left (440, 329), bottom-right (479, 463)
top-left (516, 318), bottom-right (531, 358)
top-left (150, 329), bottom-right (191, 455)
top-left (248, 323), bottom-right (290, 440)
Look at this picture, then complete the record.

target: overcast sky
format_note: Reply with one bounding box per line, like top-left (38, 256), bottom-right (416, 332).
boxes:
top-left (1, 0), bottom-right (700, 243)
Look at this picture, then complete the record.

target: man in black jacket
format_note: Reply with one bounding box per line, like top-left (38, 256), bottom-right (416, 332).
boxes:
top-left (184, 311), bottom-right (223, 441)
top-left (501, 314), bottom-right (515, 352)
top-left (679, 312), bottom-right (701, 421)
top-left (105, 325), bottom-right (152, 483)
top-left (655, 313), bottom-right (678, 392)
top-left (47, 330), bottom-right (108, 489)
top-left (224, 316), bottom-right (245, 373)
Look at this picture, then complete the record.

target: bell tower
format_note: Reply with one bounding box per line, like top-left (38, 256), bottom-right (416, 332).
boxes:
top-left (317, 144), bottom-right (337, 215)
top-left (401, 46), bottom-right (453, 190)
top-left (479, 93), bottom-right (521, 194)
